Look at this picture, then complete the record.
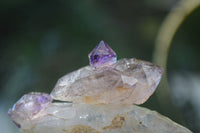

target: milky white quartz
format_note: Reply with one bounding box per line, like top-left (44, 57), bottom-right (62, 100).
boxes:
top-left (51, 58), bottom-right (163, 104)
top-left (18, 103), bottom-right (191, 133)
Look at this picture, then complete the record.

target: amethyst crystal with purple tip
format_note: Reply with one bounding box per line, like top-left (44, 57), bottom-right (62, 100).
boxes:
top-left (88, 40), bottom-right (117, 68)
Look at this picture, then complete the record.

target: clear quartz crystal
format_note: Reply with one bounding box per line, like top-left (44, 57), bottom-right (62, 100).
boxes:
top-left (50, 58), bottom-right (164, 104)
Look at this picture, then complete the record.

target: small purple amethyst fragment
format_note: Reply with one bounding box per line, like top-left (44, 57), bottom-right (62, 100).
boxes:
top-left (88, 40), bottom-right (117, 68)
top-left (8, 92), bottom-right (52, 128)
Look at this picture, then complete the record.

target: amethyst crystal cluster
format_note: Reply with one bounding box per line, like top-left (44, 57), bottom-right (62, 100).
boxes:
top-left (7, 41), bottom-right (191, 133)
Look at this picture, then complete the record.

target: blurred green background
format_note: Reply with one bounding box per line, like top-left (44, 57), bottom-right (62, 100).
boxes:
top-left (0, 0), bottom-right (200, 132)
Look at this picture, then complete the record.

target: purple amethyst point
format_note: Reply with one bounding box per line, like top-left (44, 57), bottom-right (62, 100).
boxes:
top-left (88, 40), bottom-right (117, 68)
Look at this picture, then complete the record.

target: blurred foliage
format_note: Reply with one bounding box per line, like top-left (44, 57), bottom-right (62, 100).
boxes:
top-left (0, 0), bottom-right (199, 132)
top-left (153, 0), bottom-right (200, 131)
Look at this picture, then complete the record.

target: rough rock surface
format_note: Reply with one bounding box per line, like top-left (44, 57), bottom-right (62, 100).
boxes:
top-left (51, 58), bottom-right (163, 104)
top-left (17, 103), bottom-right (191, 133)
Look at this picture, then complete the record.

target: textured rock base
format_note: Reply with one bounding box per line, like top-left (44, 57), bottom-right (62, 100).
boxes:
top-left (19, 103), bottom-right (191, 133)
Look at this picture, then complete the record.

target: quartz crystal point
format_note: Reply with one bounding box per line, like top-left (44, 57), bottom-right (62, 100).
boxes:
top-left (88, 41), bottom-right (117, 68)
top-left (51, 58), bottom-right (164, 104)
top-left (9, 102), bottom-right (191, 133)
top-left (8, 92), bottom-right (52, 129)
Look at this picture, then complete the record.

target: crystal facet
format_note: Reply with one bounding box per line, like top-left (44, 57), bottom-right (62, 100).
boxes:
top-left (88, 40), bottom-right (117, 68)
top-left (51, 58), bottom-right (164, 104)
top-left (10, 102), bottom-right (192, 133)
top-left (8, 92), bottom-right (52, 128)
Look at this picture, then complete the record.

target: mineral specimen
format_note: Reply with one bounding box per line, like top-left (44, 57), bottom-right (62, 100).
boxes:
top-left (51, 58), bottom-right (163, 104)
top-left (9, 41), bottom-right (189, 133)
top-left (8, 102), bottom-right (192, 133)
